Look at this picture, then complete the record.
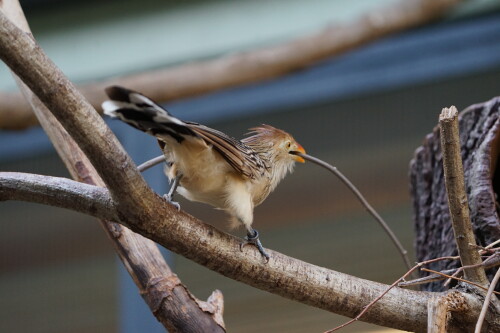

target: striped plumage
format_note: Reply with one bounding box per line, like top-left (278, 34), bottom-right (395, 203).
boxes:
top-left (102, 86), bottom-right (305, 259)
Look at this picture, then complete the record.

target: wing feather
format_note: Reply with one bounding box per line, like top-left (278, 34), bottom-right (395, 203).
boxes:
top-left (186, 122), bottom-right (266, 180)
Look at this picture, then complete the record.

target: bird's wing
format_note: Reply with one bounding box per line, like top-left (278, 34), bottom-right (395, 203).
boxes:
top-left (102, 86), bottom-right (265, 179)
top-left (186, 122), bottom-right (266, 180)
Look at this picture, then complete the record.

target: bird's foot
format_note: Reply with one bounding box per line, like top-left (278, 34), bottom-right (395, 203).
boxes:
top-left (240, 229), bottom-right (270, 262)
top-left (163, 193), bottom-right (181, 211)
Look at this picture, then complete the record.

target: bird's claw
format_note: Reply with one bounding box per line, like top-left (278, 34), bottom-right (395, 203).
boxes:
top-left (163, 194), bottom-right (181, 211)
top-left (240, 229), bottom-right (270, 262)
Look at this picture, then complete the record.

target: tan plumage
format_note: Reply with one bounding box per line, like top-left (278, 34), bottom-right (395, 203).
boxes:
top-left (102, 86), bottom-right (306, 259)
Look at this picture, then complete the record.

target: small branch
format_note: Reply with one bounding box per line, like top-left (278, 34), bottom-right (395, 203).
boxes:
top-left (0, 172), bottom-right (118, 221)
top-left (137, 155), bottom-right (166, 172)
top-left (475, 267), bottom-right (500, 333)
top-left (324, 263), bottom-right (420, 332)
top-left (324, 256), bottom-right (459, 332)
top-left (293, 152), bottom-right (412, 271)
top-left (421, 268), bottom-right (500, 295)
top-left (439, 106), bottom-right (489, 286)
top-left (443, 255), bottom-right (500, 287)
top-left (399, 255), bottom-right (500, 288)
top-left (0, 0), bottom-right (463, 130)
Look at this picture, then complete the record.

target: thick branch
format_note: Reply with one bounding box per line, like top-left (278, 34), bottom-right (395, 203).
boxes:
top-left (0, 171), bottom-right (433, 331)
top-left (3, 171), bottom-right (500, 331)
top-left (0, 2), bottom-right (225, 332)
top-left (439, 106), bottom-right (489, 286)
top-left (0, 0), bottom-right (462, 130)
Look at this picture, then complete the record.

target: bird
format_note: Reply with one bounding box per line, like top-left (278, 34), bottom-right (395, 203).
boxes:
top-left (102, 86), bottom-right (306, 260)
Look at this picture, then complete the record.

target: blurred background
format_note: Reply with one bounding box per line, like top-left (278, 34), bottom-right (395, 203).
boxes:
top-left (1, 0), bottom-right (500, 332)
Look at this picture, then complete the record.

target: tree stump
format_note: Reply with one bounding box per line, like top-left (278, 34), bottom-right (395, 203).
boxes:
top-left (410, 96), bottom-right (500, 291)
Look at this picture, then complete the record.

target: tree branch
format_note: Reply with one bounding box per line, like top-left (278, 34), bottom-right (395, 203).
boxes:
top-left (439, 106), bottom-right (489, 286)
top-left (0, 2), bottom-right (225, 332)
top-left (0, 170), bottom-right (432, 330)
top-left (0, 0), bottom-right (463, 130)
top-left (0, 172), bottom-right (117, 220)
top-left (0, 172), bottom-right (500, 330)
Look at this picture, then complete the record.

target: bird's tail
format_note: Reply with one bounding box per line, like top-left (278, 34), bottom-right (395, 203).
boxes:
top-left (102, 86), bottom-right (196, 143)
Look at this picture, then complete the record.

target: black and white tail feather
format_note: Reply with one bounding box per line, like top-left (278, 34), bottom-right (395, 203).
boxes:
top-left (102, 86), bottom-right (266, 179)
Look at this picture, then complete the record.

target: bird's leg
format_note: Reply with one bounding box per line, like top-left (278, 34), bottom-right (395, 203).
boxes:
top-left (240, 228), bottom-right (270, 262)
top-left (163, 174), bottom-right (182, 211)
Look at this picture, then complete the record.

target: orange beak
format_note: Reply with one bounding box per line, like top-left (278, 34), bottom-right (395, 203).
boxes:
top-left (292, 144), bottom-right (306, 163)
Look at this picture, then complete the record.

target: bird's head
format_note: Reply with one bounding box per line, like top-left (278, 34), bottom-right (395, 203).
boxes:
top-left (244, 125), bottom-right (306, 164)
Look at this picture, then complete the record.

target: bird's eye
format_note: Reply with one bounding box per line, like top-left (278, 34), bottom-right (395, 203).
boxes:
top-left (286, 141), bottom-right (291, 149)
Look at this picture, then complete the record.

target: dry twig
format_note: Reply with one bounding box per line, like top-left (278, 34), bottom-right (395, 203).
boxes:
top-left (475, 267), bottom-right (500, 333)
top-left (324, 256), bottom-right (461, 332)
top-left (421, 268), bottom-right (500, 295)
top-left (398, 255), bottom-right (500, 287)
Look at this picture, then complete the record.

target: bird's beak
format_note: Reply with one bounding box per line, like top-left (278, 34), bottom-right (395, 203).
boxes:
top-left (291, 144), bottom-right (306, 163)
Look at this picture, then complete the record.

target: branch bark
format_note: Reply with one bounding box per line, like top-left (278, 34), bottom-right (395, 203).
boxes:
top-left (439, 106), bottom-right (489, 286)
top-left (0, 0), bottom-right (463, 130)
top-left (0, 2), bottom-right (225, 332)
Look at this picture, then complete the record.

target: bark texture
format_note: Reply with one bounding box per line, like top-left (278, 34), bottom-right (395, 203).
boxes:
top-left (410, 97), bottom-right (500, 291)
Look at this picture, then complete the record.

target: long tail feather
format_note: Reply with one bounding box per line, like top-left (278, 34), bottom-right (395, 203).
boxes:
top-left (102, 86), bottom-right (196, 142)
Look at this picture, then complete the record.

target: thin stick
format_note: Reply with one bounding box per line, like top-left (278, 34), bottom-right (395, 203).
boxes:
top-left (137, 155), bottom-right (166, 172)
top-left (475, 267), bottom-right (500, 333)
top-left (399, 253), bottom-right (500, 288)
top-left (439, 106), bottom-right (489, 286)
top-left (293, 151), bottom-right (412, 271)
top-left (324, 256), bottom-right (458, 333)
top-left (485, 239), bottom-right (500, 249)
top-left (421, 268), bottom-right (500, 296)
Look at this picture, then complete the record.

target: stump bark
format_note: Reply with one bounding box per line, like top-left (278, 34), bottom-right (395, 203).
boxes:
top-left (410, 96), bottom-right (500, 291)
